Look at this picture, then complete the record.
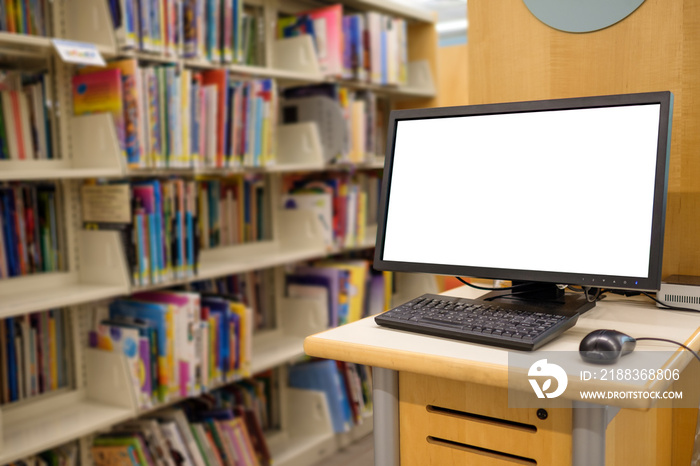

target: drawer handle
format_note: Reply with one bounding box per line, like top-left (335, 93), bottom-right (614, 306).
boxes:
top-left (427, 436), bottom-right (537, 465)
top-left (427, 405), bottom-right (537, 433)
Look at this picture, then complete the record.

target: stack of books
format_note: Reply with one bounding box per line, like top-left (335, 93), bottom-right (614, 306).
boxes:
top-left (286, 259), bottom-right (391, 327)
top-left (89, 289), bottom-right (255, 408)
top-left (72, 59), bottom-right (278, 169)
top-left (0, 1), bottom-right (51, 36)
top-left (106, 0), bottom-right (265, 65)
top-left (189, 269), bottom-right (274, 331)
top-left (6, 442), bottom-right (78, 466)
top-left (0, 183), bottom-right (63, 279)
top-left (0, 72), bottom-right (54, 161)
top-left (0, 309), bottom-right (70, 405)
top-left (92, 380), bottom-right (273, 466)
top-left (278, 3), bottom-right (408, 84)
top-left (282, 170), bottom-right (382, 250)
top-left (81, 179), bottom-right (199, 287)
top-left (196, 174), bottom-right (268, 250)
top-left (289, 359), bottom-right (373, 434)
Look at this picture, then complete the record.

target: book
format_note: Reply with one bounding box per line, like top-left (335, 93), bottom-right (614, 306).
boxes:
top-left (133, 290), bottom-right (200, 397)
top-left (90, 320), bottom-right (149, 409)
top-left (80, 59), bottom-right (143, 167)
top-left (153, 408), bottom-right (208, 466)
top-left (91, 444), bottom-right (138, 466)
top-left (317, 260), bottom-right (369, 323)
top-left (93, 435), bottom-right (150, 466)
top-left (160, 420), bottom-right (195, 465)
top-left (112, 419), bottom-right (176, 466)
top-left (1, 90), bottom-right (32, 160)
top-left (72, 69), bottom-right (126, 159)
top-left (288, 359), bottom-right (352, 433)
top-left (278, 4), bottom-right (344, 77)
top-left (98, 317), bottom-right (155, 408)
top-left (109, 299), bottom-right (174, 402)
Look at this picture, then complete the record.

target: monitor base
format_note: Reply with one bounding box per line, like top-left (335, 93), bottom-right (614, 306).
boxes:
top-left (481, 282), bottom-right (596, 318)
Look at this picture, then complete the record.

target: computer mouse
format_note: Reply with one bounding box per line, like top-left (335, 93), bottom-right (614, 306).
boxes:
top-left (579, 329), bottom-right (636, 364)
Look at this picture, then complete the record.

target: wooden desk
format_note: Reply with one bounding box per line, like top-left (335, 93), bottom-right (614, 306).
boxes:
top-left (304, 286), bottom-right (700, 466)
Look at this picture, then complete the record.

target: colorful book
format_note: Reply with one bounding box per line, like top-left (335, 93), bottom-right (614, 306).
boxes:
top-left (80, 59), bottom-right (143, 167)
top-left (72, 69), bottom-right (126, 159)
top-left (109, 299), bottom-right (174, 403)
top-left (289, 359), bottom-right (352, 433)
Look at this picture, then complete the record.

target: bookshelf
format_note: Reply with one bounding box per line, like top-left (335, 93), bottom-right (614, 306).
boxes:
top-left (0, 0), bottom-right (438, 465)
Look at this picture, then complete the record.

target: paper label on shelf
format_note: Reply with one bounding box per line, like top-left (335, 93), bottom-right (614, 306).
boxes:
top-left (52, 39), bottom-right (106, 66)
top-left (81, 184), bottom-right (132, 223)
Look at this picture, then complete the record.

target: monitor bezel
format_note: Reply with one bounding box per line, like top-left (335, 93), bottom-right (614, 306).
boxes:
top-left (373, 91), bottom-right (673, 292)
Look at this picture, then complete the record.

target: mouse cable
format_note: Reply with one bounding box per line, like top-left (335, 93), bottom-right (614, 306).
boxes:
top-left (634, 337), bottom-right (700, 365)
top-left (456, 276), bottom-right (533, 292)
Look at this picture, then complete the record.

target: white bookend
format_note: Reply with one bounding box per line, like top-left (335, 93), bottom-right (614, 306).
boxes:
top-left (280, 296), bottom-right (329, 338)
top-left (272, 36), bottom-right (322, 76)
top-left (277, 209), bottom-right (327, 252)
top-left (0, 230), bottom-right (130, 318)
top-left (251, 295), bottom-right (327, 374)
top-left (276, 123), bottom-right (325, 169)
top-left (85, 348), bottom-right (139, 411)
top-left (267, 388), bottom-right (336, 466)
top-left (77, 229), bottom-right (131, 290)
top-left (64, 0), bottom-right (118, 52)
top-left (404, 59), bottom-right (436, 96)
top-left (70, 114), bottom-right (125, 174)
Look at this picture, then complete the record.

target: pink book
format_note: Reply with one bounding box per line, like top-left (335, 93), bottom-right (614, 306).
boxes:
top-left (305, 4), bottom-right (344, 77)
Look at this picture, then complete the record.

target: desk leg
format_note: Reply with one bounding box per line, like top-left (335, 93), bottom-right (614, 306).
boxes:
top-left (373, 367), bottom-right (400, 466)
top-left (572, 402), bottom-right (620, 466)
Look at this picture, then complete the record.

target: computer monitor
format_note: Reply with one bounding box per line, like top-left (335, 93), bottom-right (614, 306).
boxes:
top-left (374, 91), bottom-right (673, 316)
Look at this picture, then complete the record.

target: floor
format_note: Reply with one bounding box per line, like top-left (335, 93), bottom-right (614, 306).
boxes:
top-left (313, 433), bottom-right (375, 466)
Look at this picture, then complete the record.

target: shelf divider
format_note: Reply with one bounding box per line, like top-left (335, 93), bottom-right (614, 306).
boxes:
top-left (276, 122), bottom-right (325, 169)
top-left (70, 114), bottom-right (126, 174)
top-left (64, 0), bottom-right (117, 52)
top-left (272, 36), bottom-right (322, 77)
top-left (269, 388), bottom-right (336, 466)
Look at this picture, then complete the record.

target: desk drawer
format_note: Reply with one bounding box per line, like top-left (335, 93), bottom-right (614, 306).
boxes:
top-left (399, 372), bottom-right (572, 466)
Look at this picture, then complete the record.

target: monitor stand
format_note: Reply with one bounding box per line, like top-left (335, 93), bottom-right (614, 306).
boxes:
top-left (480, 282), bottom-right (596, 318)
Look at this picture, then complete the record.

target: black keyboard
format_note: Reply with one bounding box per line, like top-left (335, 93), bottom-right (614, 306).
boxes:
top-left (374, 293), bottom-right (580, 351)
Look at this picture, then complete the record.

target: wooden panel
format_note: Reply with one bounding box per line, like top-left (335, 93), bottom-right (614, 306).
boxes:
top-left (467, 0), bottom-right (700, 278)
top-left (395, 21), bottom-right (440, 110)
top-left (437, 44), bottom-right (469, 107)
top-left (605, 401), bottom-right (673, 466)
top-left (398, 371), bottom-right (689, 465)
top-left (399, 372), bottom-right (572, 466)
top-left (671, 358), bottom-right (700, 465)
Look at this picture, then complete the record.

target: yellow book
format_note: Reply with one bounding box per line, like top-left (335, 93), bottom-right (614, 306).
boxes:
top-left (48, 311), bottom-right (58, 390)
top-left (163, 304), bottom-right (176, 396)
top-left (229, 301), bottom-right (252, 377)
top-left (237, 178), bottom-right (245, 243)
top-left (357, 190), bottom-right (367, 245)
top-left (157, 0), bottom-right (166, 51)
top-left (383, 271), bottom-right (394, 311)
top-left (208, 316), bottom-right (221, 383)
top-left (318, 260), bottom-right (370, 323)
top-left (180, 68), bottom-right (191, 167)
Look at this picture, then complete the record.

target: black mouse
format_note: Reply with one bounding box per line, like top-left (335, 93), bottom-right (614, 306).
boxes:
top-left (579, 329), bottom-right (636, 364)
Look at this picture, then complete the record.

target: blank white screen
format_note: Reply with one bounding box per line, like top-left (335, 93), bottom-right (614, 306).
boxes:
top-left (382, 104), bottom-right (661, 278)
